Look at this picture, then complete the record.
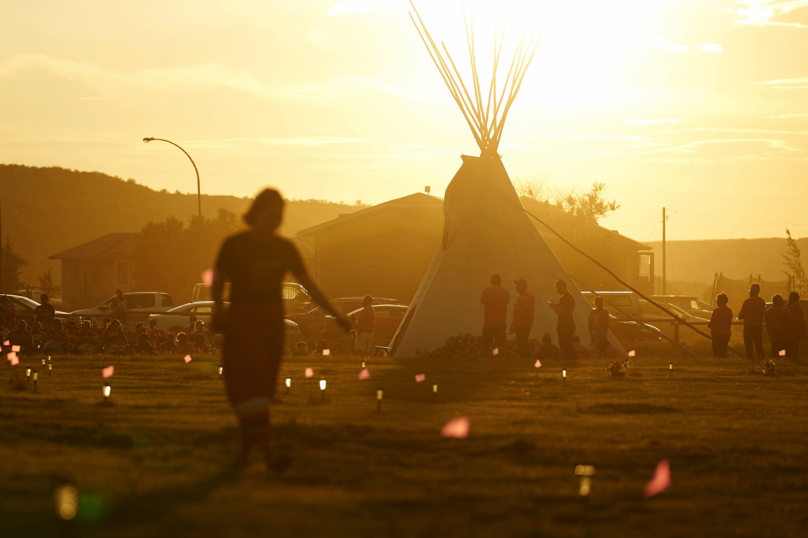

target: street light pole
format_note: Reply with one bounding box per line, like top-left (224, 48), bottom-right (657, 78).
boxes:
top-left (143, 137), bottom-right (202, 219)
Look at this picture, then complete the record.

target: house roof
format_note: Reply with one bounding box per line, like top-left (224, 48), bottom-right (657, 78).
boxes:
top-left (296, 192), bottom-right (443, 238)
top-left (7, 249), bottom-right (30, 265)
top-left (49, 233), bottom-right (138, 260)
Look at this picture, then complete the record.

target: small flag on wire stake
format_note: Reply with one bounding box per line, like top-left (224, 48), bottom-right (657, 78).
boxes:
top-left (441, 417), bottom-right (470, 439)
top-left (415, 374), bottom-right (425, 383)
top-left (102, 365), bottom-right (115, 378)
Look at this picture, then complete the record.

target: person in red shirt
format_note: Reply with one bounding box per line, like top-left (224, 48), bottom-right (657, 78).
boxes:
top-left (509, 278), bottom-right (535, 358)
top-left (183, 316), bottom-right (198, 339)
top-left (788, 292), bottom-right (804, 358)
top-left (572, 335), bottom-right (591, 360)
top-left (549, 279), bottom-right (576, 360)
top-left (480, 274), bottom-right (510, 357)
top-left (708, 293), bottom-right (733, 358)
top-left (588, 297), bottom-right (610, 358)
top-left (158, 332), bottom-right (177, 354)
top-left (175, 332), bottom-right (197, 356)
top-left (737, 283), bottom-right (765, 360)
top-left (764, 294), bottom-right (794, 358)
top-left (147, 319), bottom-right (167, 345)
top-left (353, 296), bottom-right (376, 356)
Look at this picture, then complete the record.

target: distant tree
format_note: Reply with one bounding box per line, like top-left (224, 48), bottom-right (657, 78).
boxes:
top-left (514, 174), bottom-right (552, 201)
top-left (37, 268), bottom-right (61, 298)
top-left (555, 182), bottom-right (620, 224)
top-left (133, 209), bottom-right (242, 303)
top-left (1, 239), bottom-right (25, 293)
top-left (782, 229), bottom-right (808, 296)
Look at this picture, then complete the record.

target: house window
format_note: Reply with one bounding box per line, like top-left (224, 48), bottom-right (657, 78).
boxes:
top-left (116, 261), bottom-right (129, 285)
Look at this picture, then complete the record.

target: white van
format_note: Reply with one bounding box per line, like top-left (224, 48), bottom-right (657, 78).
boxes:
top-left (579, 291), bottom-right (642, 321)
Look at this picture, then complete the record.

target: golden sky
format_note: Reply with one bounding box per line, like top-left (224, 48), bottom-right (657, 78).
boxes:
top-left (2, 0), bottom-right (808, 241)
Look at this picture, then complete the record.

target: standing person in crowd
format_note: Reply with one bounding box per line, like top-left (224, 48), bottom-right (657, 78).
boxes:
top-left (0, 296), bottom-right (17, 330)
top-left (588, 297), bottom-right (610, 358)
top-left (7, 320), bottom-right (34, 354)
top-left (354, 296), bottom-right (376, 356)
top-left (764, 294), bottom-right (794, 358)
top-left (738, 283), bottom-right (766, 360)
top-left (211, 188), bottom-right (351, 472)
top-left (510, 279), bottom-right (535, 358)
top-left (183, 316), bottom-right (198, 339)
top-left (549, 279), bottom-right (576, 360)
top-left (34, 294), bottom-right (56, 331)
top-left (480, 274), bottom-right (510, 356)
top-left (708, 293), bottom-right (733, 358)
top-left (113, 290), bottom-right (128, 328)
top-left (788, 292), bottom-right (804, 358)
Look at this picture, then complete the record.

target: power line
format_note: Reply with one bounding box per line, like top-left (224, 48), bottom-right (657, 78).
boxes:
top-left (667, 209), bottom-right (808, 228)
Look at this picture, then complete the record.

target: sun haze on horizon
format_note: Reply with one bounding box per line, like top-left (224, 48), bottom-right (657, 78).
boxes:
top-left (1, 0), bottom-right (807, 241)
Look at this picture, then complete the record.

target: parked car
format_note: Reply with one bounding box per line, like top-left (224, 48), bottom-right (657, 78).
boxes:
top-left (650, 295), bottom-right (712, 318)
top-left (286, 297), bottom-right (400, 339)
top-left (640, 300), bottom-right (709, 344)
top-left (2, 294), bottom-right (71, 327)
top-left (580, 291), bottom-right (642, 321)
top-left (193, 281), bottom-right (312, 315)
top-left (70, 292), bottom-right (174, 327)
top-left (610, 316), bottom-right (663, 343)
top-left (149, 301), bottom-right (300, 337)
top-left (321, 304), bottom-right (408, 350)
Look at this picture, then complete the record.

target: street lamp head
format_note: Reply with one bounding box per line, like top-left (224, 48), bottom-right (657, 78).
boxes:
top-left (143, 137), bottom-right (154, 144)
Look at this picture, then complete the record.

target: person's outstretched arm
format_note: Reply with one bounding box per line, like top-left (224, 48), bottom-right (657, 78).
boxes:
top-left (288, 246), bottom-right (351, 332)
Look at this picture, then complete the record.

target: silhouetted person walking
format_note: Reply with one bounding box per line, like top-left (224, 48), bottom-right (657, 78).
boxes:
top-left (549, 279), bottom-right (576, 359)
top-left (708, 293), bottom-right (732, 358)
top-left (788, 292), bottom-right (804, 358)
top-left (738, 283), bottom-right (765, 360)
top-left (212, 188), bottom-right (350, 472)
top-left (480, 274), bottom-right (509, 356)
top-left (588, 297), bottom-right (609, 358)
top-left (34, 294), bottom-right (55, 331)
top-left (765, 294), bottom-right (794, 358)
top-left (510, 278), bottom-right (535, 358)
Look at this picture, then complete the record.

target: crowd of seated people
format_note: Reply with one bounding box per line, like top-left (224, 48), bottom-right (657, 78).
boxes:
top-left (0, 315), bottom-right (220, 356)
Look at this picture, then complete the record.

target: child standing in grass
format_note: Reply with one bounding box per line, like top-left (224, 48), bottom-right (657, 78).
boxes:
top-left (708, 293), bottom-right (732, 358)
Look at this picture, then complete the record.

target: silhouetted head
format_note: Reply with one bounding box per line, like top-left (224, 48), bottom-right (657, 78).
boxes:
top-left (514, 278), bottom-right (527, 294)
top-left (772, 294), bottom-right (784, 306)
top-left (542, 333), bottom-right (552, 345)
top-left (149, 319), bottom-right (158, 328)
top-left (195, 320), bottom-right (203, 330)
top-left (595, 297), bottom-right (604, 309)
top-left (749, 283), bottom-right (760, 297)
top-left (81, 320), bottom-right (91, 332)
top-left (296, 341), bottom-right (306, 351)
top-left (490, 274), bottom-right (501, 286)
top-left (363, 295), bottom-right (373, 307)
top-left (555, 279), bottom-right (567, 294)
top-left (53, 319), bottom-right (63, 330)
top-left (716, 293), bottom-right (728, 306)
top-left (177, 332), bottom-right (188, 343)
top-left (789, 291), bottom-right (800, 304)
top-left (189, 316), bottom-right (197, 324)
top-left (165, 332), bottom-right (176, 345)
top-left (17, 320), bottom-right (26, 330)
top-left (244, 188), bottom-right (284, 233)
top-left (40, 294), bottom-right (48, 304)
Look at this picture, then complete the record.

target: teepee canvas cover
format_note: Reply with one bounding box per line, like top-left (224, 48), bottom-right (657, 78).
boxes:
top-left (391, 155), bottom-right (593, 357)
top-left (391, 4), bottom-right (596, 357)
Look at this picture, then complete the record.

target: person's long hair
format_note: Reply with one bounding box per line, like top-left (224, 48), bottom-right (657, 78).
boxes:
top-left (243, 189), bottom-right (284, 231)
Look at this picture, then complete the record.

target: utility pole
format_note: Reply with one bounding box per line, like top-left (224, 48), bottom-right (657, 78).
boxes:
top-left (662, 207), bottom-right (666, 295)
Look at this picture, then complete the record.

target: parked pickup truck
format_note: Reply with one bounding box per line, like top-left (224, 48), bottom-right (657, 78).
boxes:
top-left (70, 292), bottom-right (174, 327)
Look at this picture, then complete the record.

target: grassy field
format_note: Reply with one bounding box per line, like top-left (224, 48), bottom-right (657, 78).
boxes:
top-left (2, 344), bottom-right (807, 538)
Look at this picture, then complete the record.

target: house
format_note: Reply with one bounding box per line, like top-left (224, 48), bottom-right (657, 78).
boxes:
top-left (49, 233), bottom-right (137, 311)
top-left (296, 192), bottom-right (654, 305)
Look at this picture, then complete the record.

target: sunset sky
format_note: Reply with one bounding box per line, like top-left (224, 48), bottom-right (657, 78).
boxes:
top-left (2, 0), bottom-right (808, 242)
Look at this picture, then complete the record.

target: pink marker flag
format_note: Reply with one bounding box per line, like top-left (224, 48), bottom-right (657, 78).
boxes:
top-left (102, 365), bottom-right (115, 378)
top-left (201, 268), bottom-right (215, 285)
top-left (358, 368), bottom-right (370, 380)
top-left (8, 353), bottom-right (19, 366)
top-left (628, 350), bottom-right (636, 357)
top-left (492, 348), bottom-right (499, 356)
top-left (11, 345), bottom-right (20, 352)
top-left (323, 349), bottom-right (331, 356)
top-left (3, 341), bottom-right (9, 346)
top-left (534, 359), bottom-right (542, 368)
top-left (415, 373), bottom-right (426, 383)
top-left (184, 355), bottom-right (192, 364)
top-left (644, 460), bottom-right (671, 497)
top-left (305, 367), bottom-right (314, 378)
top-left (441, 417), bottom-right (470, 439)
top-left (779, 349), bottom-right (786, 357)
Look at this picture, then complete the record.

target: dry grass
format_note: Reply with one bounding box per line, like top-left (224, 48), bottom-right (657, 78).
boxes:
top-left (1, 347), bottom-right (807, 538)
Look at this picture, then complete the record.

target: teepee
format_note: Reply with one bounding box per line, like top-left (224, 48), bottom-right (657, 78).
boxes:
top-left (391, 4), bottom-right (596, 357)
